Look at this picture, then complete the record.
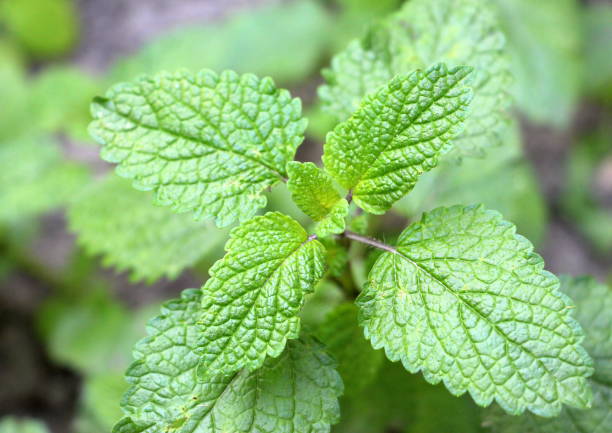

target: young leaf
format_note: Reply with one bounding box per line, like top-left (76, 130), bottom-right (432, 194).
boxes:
top-left (320, 0), bottom-right (511, 156)
top-left (286, 161), bottom-right (349, 237)
top-left (323, 64), bottom-right (472, 214)
top-left (117, 289), bottom-right (342, 433)
top-left (198, 212), bottom-right (326, 377)
top-left (357, 205), bottom-right (593, 416)
top-left (89, 69), bottom-right (307, 227)
top-left (483, 276), bottom-right (612, 433)
top-left (68, 176), bottom-right (225, 282)
top-left (317, 303), bottom-right (383, 394)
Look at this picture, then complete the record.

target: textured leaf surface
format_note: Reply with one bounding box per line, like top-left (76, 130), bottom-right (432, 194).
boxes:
top-left (357, 205), bottom-right (593, 416)
top-left (286, 161), bottom-right (348, 237)
top-left (198, 212), bottom-right (326, 376)
top-left (117, 289), bottom-right (342, 433)
top-left (90, 69), bottom-right (306, 227)
top-left (320, 0), bottom-right (511, 156)
top-left (323, 64), bottom-right (472, 214)
top-left (483, 276), bottom-right (612, 432)
top-left (317, 304), bottom-right (383, 393)
top-left (69, 176), bottom-right (225, 282)
top-left (0, 135), bottom-right (89, 223)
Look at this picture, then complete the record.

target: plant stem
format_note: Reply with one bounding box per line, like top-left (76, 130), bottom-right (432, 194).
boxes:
top-left (342, 230), bottom-right (397, 254)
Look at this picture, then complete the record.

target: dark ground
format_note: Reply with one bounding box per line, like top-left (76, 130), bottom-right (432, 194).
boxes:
top-left (0, 0), bottom-right (610, 432)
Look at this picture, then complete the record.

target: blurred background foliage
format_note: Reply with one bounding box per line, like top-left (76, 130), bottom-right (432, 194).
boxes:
top-left (0, 0), bottom-right (610, 432)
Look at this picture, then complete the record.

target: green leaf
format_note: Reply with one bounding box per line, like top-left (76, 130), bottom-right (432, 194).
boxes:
top-left (320, 0), bottom-right (511, 156)
top-left (562, 129), bottom-right (612, 254)
top-left (357, 204), bottom-right (593, 416)
top-left (109, 0), bottom-right (331, 86)
top-left (317, 303), bottom-right (383, 394)
top-left (89, 69), bottom-right (307, 227)
top-left (0, 135), bottom-right (89, 223)
top-left (0, 41), bottom-right (28, 141)
top-left (30, 66), bottom-right (101, 142)
top-left (483, 276), bottom-right (612, 432)
top-left (319, 39), bottom-right (393, 121)
top-left (0, 0), bottom-right (77, 59)
top-left (117, 289), bottom-right (342, 433)
top-left (584, 4), bottom-right (612, 102)
top-left (198, 212), bottom-right (326, 377)
top-left (80, 373), bottom-right (127, 432)
top-left (323, 64), bottom-right (472, 214)
top-left (491, 0), bottom-right (581, 127)
top-left (0, 418), bottom-right (49, 433)
top-left (37, 286), bottom-right (128, 374)
top-left (286, 161), bottom-right (349, 237)
top-left (69, 175), bottom-right (226, 282)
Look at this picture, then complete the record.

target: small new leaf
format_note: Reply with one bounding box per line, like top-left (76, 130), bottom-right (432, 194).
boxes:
top-left (357, 205), bottom-right (593, 416)
top-left (483, 276), bottom-right (612, 432)
top-left (286, 161), bottom-right (348, 237)
top-left (69, 175), bottom-right (225, 282)
top-left (89, 69), bottom-right (307, 227)
top-left (323, 64), bottom-right (472, 214)
top-left (198, 212), bottom-right (326, 377)
top-left (116, 289), bottom-right (342, 433)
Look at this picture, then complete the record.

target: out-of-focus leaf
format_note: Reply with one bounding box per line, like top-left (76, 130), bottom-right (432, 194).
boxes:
top-left (29, 66), bottom-right (101, 142)
top-left (110, 0), bottom-right (331, 85)
top-left (583, 4), bottom-right (612, 103)
top-left (395, 123), bottom-right (547, 245)
top-left (0, 0), bottom-right (78, 59)
top-left (37, 287), bottom-right (157, 375)
top-left (80, 373), bottom-right (127, 432)
top-left (333, 359), bottom-right (482, 433)
top-left (37, 287), bottom-right (129, 373)
top-left (0, 40), bottom-right (28, 141)
top-left (300, 281), bottom-right (345, 327)
top-left (325, 0), bottom-right (403, 53)
top-left (0, 135), bottom-right (89, 223)
top-left (0, 417), bottom-right (49, 433)
top-left (317, 303), bottom-right (383, 393)
top-left (563, 129), bottom-right (612, 254)
top-left (492, 0), bottom-right (581, 127)
top-left (69, 176), bottom-right (226, 283)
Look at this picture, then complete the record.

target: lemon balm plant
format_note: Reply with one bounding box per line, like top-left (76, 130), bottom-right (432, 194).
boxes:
top-left (70, 0), bottom-right (612, 432)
